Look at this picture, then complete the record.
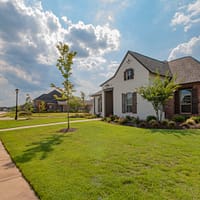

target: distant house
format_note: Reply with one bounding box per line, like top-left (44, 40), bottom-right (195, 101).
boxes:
top-left (33, 90), bottom-right (67, 112)
top-left (91, 51), bottom-right (200, 119)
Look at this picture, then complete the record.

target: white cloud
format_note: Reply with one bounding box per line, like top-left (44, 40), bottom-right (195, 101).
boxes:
top-left (95, 0), bottom-right (130, 24)
top-left (0, 0), bottom-right (121, 106)
top-left (168, 35), bottom-right (200, 60)
top-left (171, 0), bottom-right (200, 32)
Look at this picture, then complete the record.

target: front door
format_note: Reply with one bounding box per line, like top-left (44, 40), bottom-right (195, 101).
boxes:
top-left (105, 90), bottom-right (113, 117)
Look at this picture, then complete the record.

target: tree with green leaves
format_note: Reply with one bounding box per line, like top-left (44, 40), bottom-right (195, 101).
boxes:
top-left (38, 101), bottom-right (46, 113)
top-left (137, 72), bottom-right (179, 122)
top-left (24, 94), bottom-right (34, 113)
top-left (51, 42), bottom-right (77, 131)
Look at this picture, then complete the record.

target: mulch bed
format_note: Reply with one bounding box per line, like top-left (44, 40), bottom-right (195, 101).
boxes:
top-left (58, 128), bottom-right (77, 133)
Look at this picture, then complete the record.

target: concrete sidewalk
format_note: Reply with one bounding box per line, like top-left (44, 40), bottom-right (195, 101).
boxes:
top-left (0, 118), bottom-right (101, 132)
top-left (0, 141), bottom-right (39, 200)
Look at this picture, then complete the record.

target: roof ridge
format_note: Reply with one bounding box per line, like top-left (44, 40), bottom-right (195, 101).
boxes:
top-left (128, 50), bottom-right (166, 63)
top-left (169, 56), bottom-right (200, 63)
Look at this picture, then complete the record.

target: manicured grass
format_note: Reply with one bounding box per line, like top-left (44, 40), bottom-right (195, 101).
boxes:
top-left (0, 112), bottom-right (86, 129)
top-left (0, 121), bottom-right (200, 199)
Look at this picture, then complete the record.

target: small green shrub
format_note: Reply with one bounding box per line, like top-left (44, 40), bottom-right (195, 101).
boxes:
top-left (135, 117), bottom-right (140, 125)
top-left (168, 120), bottom-right (176, 128)
top-left (146, 115), bottom-right (157, 122)
top-left (18, 111), bottom-right (32, 117)
top-left (109, 115), bottom-right (119, 121)
top-left (117, 117), bottom-right (128, 125)
top-left (125, 115), bottom-right (132, 121)
top-left (148, 119), bottom-right (159, 128)
top-left (101, 117), bottom-right (106, 121)
top-left (172, 115), bottom-right (186, 123)
top-left (161, 119), bottom-right (169, 127)
top-left (191, 116), bottom-right (200, 123)
top-left (138, 121), bottom-right (147, 128)
top-left (106, 117), bottom-right (112, 123)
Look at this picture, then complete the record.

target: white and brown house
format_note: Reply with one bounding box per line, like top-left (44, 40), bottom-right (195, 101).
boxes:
top-left (91, 51), bottom-right (200, 119)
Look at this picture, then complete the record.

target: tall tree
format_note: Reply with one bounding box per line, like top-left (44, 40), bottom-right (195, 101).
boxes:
top-left (51, 42), bottom-right (77, 131)
top-left (137, 72), bottom-right (179, 121)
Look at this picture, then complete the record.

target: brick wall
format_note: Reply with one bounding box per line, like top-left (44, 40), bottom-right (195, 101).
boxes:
top-left (165, 82), bottom-right (200, 119)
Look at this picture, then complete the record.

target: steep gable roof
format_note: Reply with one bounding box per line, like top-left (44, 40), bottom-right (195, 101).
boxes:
top-left (129, 51), bottom-right (171, 76)
top-left (168, 56), bottom-right (200, 84)
top-left (101, 51), bottom-right (171, 86)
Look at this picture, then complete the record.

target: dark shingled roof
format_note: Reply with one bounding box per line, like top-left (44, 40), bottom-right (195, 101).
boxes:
top-left (100, 51), bottom-right (171, 86)
top-left (34, 90), bottom-right (61, 104)
top-left (129, 51), bottom-right (171, 76)
top-left (168, 56), bottom-right (200, 84)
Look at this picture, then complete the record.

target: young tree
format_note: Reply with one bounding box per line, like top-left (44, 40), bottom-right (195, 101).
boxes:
top-left (38, 101), bottom-right (46, 113)
top-left (51, 42), bottom-right (77, 131)
top-left (24, 94), bottom-right (33, 113)
top-left (137, 72), bottom-right (179, 121)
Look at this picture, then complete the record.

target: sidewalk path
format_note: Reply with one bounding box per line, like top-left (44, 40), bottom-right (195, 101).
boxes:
top-left (0, 141), bottom-right (39, 200)
top-left (0, 118), bottom-right (101, 132)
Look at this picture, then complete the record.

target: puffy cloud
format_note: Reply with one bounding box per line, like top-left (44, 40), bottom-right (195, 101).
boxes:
top-left (171, 0), bottom-right (200, 32)
top-left (168, 35), bottom-right (200, 60)
top-left (0, 0), bottom-right (120, 106)
top-left (95, 0), bottom-right (130, 24)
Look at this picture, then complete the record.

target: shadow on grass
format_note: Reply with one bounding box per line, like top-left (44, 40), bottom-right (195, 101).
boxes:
top-left (148, 128), bottom-right (200, 137)
top-left (15, 134), bottom-right (70, 163)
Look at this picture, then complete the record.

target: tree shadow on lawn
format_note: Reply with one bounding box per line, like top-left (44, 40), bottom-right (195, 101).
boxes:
top-left (15, 134), bottom-right (71, 163)
top-left (148, 128), bottom-right (200, 138)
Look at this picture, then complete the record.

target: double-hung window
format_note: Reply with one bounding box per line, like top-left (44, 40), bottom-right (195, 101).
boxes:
top-left (124, 69), bottom-right (134, 80)
top-left (180, 89), bottom-right (192, 113)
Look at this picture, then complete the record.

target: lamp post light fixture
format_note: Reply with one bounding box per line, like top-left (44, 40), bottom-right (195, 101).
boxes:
top-left (15, 88), bottom-right (19, 120)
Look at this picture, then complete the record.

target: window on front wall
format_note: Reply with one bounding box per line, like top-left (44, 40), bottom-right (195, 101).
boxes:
top-left (124, 68), bottom-right (134, 80)
top-left (122, 92), bottom-right (137, 113)
top-left (180, 89), bottom-right (192, 113)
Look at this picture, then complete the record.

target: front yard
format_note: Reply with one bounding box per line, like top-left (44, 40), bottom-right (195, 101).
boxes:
top-left (0, 121), bottom-right (200, 199)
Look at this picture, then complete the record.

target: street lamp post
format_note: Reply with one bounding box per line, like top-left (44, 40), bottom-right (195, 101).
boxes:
top-left (15, 88), bottom-right (19, 120)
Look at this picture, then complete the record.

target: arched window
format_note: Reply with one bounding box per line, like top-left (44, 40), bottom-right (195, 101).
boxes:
top-left (124, 68), bottom-right (134, 80)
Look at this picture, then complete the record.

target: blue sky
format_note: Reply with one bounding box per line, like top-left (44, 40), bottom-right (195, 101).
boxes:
top-left (0, 0), bottom-right (199, 106)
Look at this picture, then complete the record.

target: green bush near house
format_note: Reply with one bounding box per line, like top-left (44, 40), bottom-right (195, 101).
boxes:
top-left (172, 115), bottom-right (187, 123)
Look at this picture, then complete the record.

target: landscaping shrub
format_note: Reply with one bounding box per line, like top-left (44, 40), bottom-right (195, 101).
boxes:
top-left (148, 119), bottom-right (159, 128)
top-left (172, 115), bottom-right (186, 123)
top-left (146, 115), bottom-right (157, 122)
top-left (135, 117), bottom-right (140, 125)
top-left (191, 116), bottom-right (200, 123)
top-left (18, 111), bottom-right (32, 117)
top-left (109, 115), bottom-right (118, 121)
top-left (106, 117), bottom-right (112, 123)
top-left (138, 121), bottom-right (147, 128)
top-left (168, 120), bottom-right (176, 128)
top-left (117, 117), bottom-right (128, 125)
top-left (125, 115), bottom-right (132, 121)
top-left (161, 119), bottom-right (169, 127)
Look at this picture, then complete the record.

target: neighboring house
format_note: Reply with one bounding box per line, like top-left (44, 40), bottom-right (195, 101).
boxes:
top-left (92, 51), bottom-right (200, 119)
top-left (34, 90), bottom-right (67, 112)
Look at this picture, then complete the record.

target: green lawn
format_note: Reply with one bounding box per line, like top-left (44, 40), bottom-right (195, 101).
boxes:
top-left (0, 112), bottom-right (85, 129)
top-left (0, 121), bottom-right (200, 200)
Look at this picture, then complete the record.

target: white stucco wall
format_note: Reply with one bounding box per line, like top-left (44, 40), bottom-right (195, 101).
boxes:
top-left (92, 95), bottom-right (102, 116)
top-left (102, 53), bottom-right (157, 119)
